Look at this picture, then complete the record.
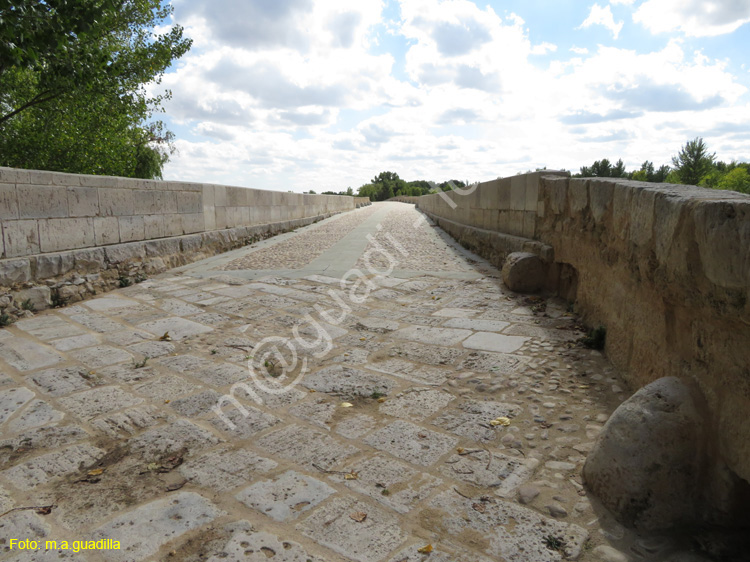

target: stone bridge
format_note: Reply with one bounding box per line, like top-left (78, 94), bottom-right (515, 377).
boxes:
top-left (0, 168), bottom-right (748, 562)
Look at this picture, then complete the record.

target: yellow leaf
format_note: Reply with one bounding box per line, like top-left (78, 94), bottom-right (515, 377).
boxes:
top-left (344, 471), bottom-right (359, 480)
top-left (377, 397), bottom-right (386, 403)
top-left (457, 447), bottom-right (465, 454)
top-left (360, 337), bottom-right (366, 341)
top-left (159, 332), bottom-right (172, 341)
top-left (341, 402), bottom-right (354, 408)
top-left (490, 416), bottom-right (511, 427)
top-left (417, 545), bottom-right (433, 554)
top-left (87, 468), bottom-right (105, 476)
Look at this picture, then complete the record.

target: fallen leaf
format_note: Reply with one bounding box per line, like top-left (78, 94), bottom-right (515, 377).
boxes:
top-left (35, 506), bottom-right (54, 515)
top-left (377, 397), bottom-right (386, 403)
top-left (472, 503), bottom-right (486, 513)
top-left (341, 402), bottom-right (354, 408)
top-left (159, 332), bottom-right (171, 341)
top-left (292, 501), bottom-right (310, 511)
top-left (417, 544), bottom-right (433, 554)
top-left (164, 399), bottom-right (170, 404)
top-left (309, 389), bottom-right (316, 393)
top-left (344, 471), bottom-right (359, 480)
top-left (87, 468), bottom-right (105, 477)
top-left (349, 511), bottom-right (367, 522)
top-left (457, 447), bottom-right (465, 454)
top-left (490, 417), bottom-right (511, 427)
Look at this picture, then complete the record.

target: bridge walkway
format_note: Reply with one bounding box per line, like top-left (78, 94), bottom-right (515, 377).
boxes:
top-left (0, 202), bottom-right (648, 562)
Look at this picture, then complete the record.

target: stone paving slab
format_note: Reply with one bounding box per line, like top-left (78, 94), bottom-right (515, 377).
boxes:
top-left (0, 202), bottom-right (670, 562)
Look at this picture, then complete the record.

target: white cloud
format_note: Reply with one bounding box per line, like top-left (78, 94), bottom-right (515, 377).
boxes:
top-left (634, 0), bottom-right (750, 37)
top-left (158, 0), bottom-right (750, 190)
top-left (579, 4), bottom-right (624, 39)
top-left (530, 42), bottom-right (558, 55)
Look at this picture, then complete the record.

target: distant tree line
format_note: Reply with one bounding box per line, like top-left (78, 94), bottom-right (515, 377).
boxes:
top-left (356, 171), bottom-right (467, 201)
top-left (574, 138), bottom-right (749, 194)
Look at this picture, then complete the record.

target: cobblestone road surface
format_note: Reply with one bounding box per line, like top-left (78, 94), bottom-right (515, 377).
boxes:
top-left (0, 203), bottom-right (694, 561)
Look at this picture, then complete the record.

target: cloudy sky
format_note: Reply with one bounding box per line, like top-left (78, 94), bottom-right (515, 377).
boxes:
top-left (158, 0), bottom-right (750, 192)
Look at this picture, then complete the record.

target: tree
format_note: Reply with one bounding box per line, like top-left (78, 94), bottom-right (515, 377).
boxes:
top-left (0, 0), bottom-right (191, 178)
top-left (717, 167), bottom-right (750, 194)
top-left (671, 137), bottom-right (715, 186)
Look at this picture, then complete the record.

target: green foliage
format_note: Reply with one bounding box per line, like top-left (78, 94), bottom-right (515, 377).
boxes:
top-left (20, 298), bottom-right (36, 312)
top-left (0, 0), bottom-right (191, 178)
top-left (672, 137), bottom-right (715, 186)
top-left (716, 166), bottom-right (750, 194)
top-left (577, 158), bottom-right (627, 178)
top-left (118, 276), bottom-right (132, 287)
top-left (0, 312), bottom-right (12, 327)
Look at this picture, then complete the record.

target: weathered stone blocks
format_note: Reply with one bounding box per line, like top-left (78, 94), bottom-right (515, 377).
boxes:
top-left (583, 377), bottom-right (717, 531)
top-left (502, 251), bottom-right (544, 293)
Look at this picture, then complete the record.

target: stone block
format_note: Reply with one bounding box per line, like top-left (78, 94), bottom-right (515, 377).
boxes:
top-left (91, 492), bottom-right (223, 562)
top-left (463, 332), bottom-right (529, 353)
top-left (15, 286), bottom-right (51, 309)
top-left (583, 377), bottom-right (717, 532)
top-left (93, 216), bottom-right (120, 246)
top-left (3, 219), bottom-right (40, 257)
top-left (99, 188), bottom-right (135, 216)
top-left (628, 187), bottom-right (656, 247)
top-left (364, 420), bottom-right (457, 466)
top-left (145, 238), bottom-right (180, 257)
top-left (66, 186), bottom-right (98, 217)
top-left (105, 241), bottom-right (146, 264)
top-left (510, 175), bottom-right (527, 211)
top-left (0, 258), bottom-right (31, 285)
top-left (177, 191), bottom-right (203, 213)
top-left (73, 247), bottom-right (106, 272)
top-left (214, 184), bottom-right (228, 207)
top-left (256, 424), bottom-right (358, 470)
top-left (543, 176), bottom-right (568, 215)
top-left (118, 215), bottom-right (145, 243)
top-left (79, 174), bottom-right (118, 188)
top-left (589, 179), bottom-right (614, 223)
top-left (32, 252), bottom-right (74, 279)
top-left (297, 496), bottom-right (408, 561)
top-left (179, 447), bottom-right (277, 491)
top-left (1, 444), bottom-right (104, 491)
top-left (164, 213), bottom-right (184, 236)
top-left (132, 190), bottom-right (158, 215)
top-left (694, 199), bottom-right (750, 288)
top-left (525, 174), bottom-right (540, 211)
top-left (611, 182), bottom-right (633, 240)
top-left (154, 190), bottom-right (178, 213)
top-left (236, 470), bottom-right (336, 521)
top-left (203, 205), bottom-right (216, 231)
top-left (143, 214), bottom-right (166, 239)
top-left (39, 217), bottom-right (95, 252)
top-left (27, 170), bottom-right (56, 185)
top-left (522, 211), bottom-right (536, 238)
top-left (17, 185), bottom-right (68, 219)
top-left (181, 212), bottom-right (204, 233)
top-left (568, 178), bottom-right (589, 215)
top-left (0, 183), bottom-right (18, 220)
top-left (180, 234), bottom-right (203, 253)
top-left (507, 210), bottom-right (524, 236)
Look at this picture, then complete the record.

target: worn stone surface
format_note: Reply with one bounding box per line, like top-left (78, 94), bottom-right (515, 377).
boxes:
top-left (502, 251), bottom-right (545, 293)
top-left (0, 201), bottom-right (711, 562)
top-left (583, 376), bottom-right (724, 532)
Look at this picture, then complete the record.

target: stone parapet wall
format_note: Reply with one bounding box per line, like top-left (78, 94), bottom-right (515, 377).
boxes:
top-left (0, 167), bottom-right (365, 317)
top-left (414, 172), bottom-right (750, 483)
top-left (0, 167), bottom-right (360, 259)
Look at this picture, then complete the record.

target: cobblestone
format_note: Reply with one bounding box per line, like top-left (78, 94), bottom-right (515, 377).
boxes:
top-left (0, 202), bottom-right (672, 561)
